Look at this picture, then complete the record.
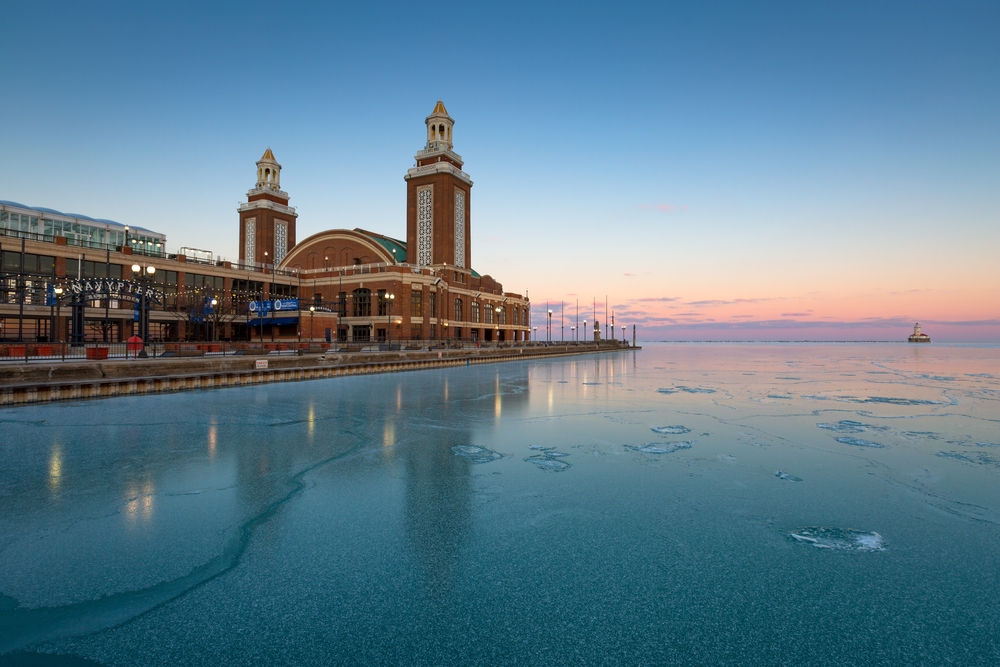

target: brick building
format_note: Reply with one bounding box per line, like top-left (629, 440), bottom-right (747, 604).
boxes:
top-left (0, 102), bottom-right (531, 345)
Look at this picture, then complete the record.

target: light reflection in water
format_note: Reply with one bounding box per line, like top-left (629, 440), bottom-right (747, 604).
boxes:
top-left (396, 385), bottom-right (402, 413)
top-left (384, 421), bottom-right (396, 448)
top-left (48, 443), bottom-right (63, 495)
top-left (207, 424), bottom-right (217, 459)
top-left (307, 402), bottom-right (316, 440)
top-left (124, 480), bottom-right (155, 527)
top-left (494, 373), bottom-right (502, 421)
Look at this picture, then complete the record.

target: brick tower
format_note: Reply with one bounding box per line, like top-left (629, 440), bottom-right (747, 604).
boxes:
top-left (404, 101), bottom-right (473, 268)
top-left (238, 148), bottom-right (297, 266)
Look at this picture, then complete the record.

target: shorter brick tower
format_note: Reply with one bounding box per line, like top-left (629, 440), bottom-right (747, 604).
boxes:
top-left (238, 148), bottom-right (297, 266)
top-left (404, 101), bottom-right (473, 268)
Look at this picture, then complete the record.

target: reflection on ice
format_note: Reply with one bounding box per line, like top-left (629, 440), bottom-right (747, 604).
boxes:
top-left (790, 527), bottom-right (885, 552)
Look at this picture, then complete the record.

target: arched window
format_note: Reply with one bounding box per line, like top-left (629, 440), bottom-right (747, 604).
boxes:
top-left (485, 305), bottom-right (494, 324)
top-left (454, 297), bottom-right (463, 321)
top-left (353, 288), bottom-right (371, 317)
top-left (471, 301), bottom-right (480, 323)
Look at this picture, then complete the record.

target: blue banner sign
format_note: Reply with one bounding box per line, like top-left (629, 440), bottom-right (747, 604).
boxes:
top-left (249, 299), bottom-right (299, 313)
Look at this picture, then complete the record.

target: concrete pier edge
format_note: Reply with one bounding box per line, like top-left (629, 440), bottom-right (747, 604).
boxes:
top-left (0, 344), bottom-right (638, 407)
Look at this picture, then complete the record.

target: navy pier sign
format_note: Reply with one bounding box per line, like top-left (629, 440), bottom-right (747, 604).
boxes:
top-left (60, 277), bottom-right (164, 306)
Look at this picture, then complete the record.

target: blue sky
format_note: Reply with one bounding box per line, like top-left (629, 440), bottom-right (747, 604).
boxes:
top-left (3, 1), bottom-right (998, 339)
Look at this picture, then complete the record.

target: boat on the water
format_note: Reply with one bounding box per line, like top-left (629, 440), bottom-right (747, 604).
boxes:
top-left (908, 322), bottom-right (931, 343)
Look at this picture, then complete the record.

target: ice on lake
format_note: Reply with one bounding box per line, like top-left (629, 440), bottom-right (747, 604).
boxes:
top-left (2, 342), bottom-right (999, 665)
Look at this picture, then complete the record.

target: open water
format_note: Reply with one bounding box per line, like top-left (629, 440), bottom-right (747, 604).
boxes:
top-left (1, 343), bottom-right (999, 666)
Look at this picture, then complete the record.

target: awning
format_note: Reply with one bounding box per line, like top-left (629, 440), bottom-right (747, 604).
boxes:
top-left (247, 316), bottom-right (299, 326)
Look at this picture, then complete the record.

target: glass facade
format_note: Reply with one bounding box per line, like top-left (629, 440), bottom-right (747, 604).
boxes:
top-left (1, 208), bottom-right (165, 254)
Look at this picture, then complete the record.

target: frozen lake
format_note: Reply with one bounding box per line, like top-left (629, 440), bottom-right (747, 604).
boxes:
top-left (2, 343), bottom-right (999, 665)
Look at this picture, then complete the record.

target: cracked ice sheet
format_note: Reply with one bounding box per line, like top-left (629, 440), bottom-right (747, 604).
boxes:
top-left (3, 343), bottom-right (1000, 666)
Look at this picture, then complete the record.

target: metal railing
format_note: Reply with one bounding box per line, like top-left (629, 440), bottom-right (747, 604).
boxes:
top-left (0, 338), bottom-right (629, 364)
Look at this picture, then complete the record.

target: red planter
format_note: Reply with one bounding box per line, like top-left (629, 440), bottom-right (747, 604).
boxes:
top-left (86, 347), bottom-right (109, 360)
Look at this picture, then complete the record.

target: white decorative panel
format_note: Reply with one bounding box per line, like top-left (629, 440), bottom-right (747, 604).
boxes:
top-left (274, 221), bottom-right (287, 264)
top-left (245, 218), bottom-right (256, 262)
top-left (454, 190), bottom-right (465, 268)
top-left (417, 187), bottom-right (433, 266)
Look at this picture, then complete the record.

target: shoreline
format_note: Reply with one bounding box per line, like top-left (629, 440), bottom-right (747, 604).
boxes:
top-left (0, 343), bottom-right (636, 407)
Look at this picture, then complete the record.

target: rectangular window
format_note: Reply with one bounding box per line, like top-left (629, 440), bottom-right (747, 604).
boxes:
top-left (485, 305), bottom-right (493, 324)
top-left (338, 291), bottom-right (347, 316)
top-left (429, 292), bottom-right (436, 318)
top-left (245, 218), bottom-right (256, 261)
top-left (410, 290), bottom-right (422, 317)
top-left (454, 190), bottom-right (465, 268)
top-left (377, 289), bottom-right (389, 316)
top-left (499, 306), bottom-right (506, 325)
top-left (471, 301), bottom-right (479, 323)
top-left (429, 324), bottom-right (436, 340)
top-left (274, 221), bottom-right (287, 264)
top-left (410, 324), bottom-right (421, 340)
top-left (417, 187), bottom-right (433, 265)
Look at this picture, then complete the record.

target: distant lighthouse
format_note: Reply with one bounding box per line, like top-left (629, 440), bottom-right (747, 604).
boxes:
top-left (908, 323), bottom-right (931, 343)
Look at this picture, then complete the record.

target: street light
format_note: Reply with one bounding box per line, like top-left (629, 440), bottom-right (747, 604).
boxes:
top-left (547, 309), bottom-right (552, 342)
top-left (532, 326), bottom-right (537, 341)
top-left (571, 325), bottom-right (576, 342)
top-left (583, 319), bottom-right (587, 344)
top-left (386, 292), bottom-right (395, 348)
top-left (309, 305), bottom-right (315, 344)
top-left (621, 325), bottom-right (626, 344)
top-left (210, 297), bottom-right (218, 342)
top-left (131, 262), bottom-right (156, 344)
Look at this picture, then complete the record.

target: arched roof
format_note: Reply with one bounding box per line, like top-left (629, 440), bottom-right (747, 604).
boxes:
top-left (279, 228), bottom-right (399, 269)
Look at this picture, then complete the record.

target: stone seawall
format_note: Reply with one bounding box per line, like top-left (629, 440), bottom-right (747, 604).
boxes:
top-left (0, 344), bottom-right (636, 407)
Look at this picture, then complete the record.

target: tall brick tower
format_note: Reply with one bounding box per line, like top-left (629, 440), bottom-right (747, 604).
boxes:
top-left (405, 101), bottom-right (473, 268)
top-left (238, 148), bottom-right (297, 266)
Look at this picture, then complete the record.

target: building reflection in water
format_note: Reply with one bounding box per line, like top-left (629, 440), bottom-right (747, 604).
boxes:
top-left (403, 367), bottom-right (530, 603)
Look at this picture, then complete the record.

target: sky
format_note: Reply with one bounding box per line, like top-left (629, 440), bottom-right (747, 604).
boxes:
top-left (3, 1), bottom-right (998, 341)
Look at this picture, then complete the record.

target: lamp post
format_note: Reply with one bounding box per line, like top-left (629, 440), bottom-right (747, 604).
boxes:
top-left (131, 262), bottom-right (156, 343)
top-left (264, 251), bottom-right (276, 342)
top-left (547, 309), bottom-right (552, 342)
top-left (53, 286), bottom-right (63, 343)
top-left (210, 297), bottom-right (218, 342)
top-left (621, 325), bottom-right (626, 345)
top-left (571, 325), bottom-right (576, 341)
top-left (309, 305), bottom-right (315, 343)
top-left (532, 326), bottom-right (537, 341)
top-left (387, 292), bottom-right (395, 348)
top-left (583, 319), bottom-right (587, 344)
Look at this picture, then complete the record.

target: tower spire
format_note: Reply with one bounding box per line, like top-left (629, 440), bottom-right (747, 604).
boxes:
top-left (425, 100), bottom-right (455, 152)
top-left (256, 148), bottom-right (281, 190)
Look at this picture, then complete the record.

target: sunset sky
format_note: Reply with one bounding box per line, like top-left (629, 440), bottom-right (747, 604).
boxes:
top-left (3, 2), bottom-right (997, 341)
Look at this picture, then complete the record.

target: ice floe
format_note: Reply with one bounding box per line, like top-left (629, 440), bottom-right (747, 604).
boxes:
top-left (628, 442), bottom-right (694, 454)
top-left (775, 470), bottom-right (802, 482)
top-left (525, 455), bottom-right (571, 472)
top-left (451, 445), bottom-right (505, 464)
top-left (657, 386), bottom-right (716, 394)
top-left (937, 451), bottom-right (1000, 466)
top-left (790, 527), bottom-right (885, 551)
top-left (834, 437), bottom-right (885, 448)
top-left (817, 420), bottom-right (869, 433)
top-left (651, 425), bottom-right (691, 435)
